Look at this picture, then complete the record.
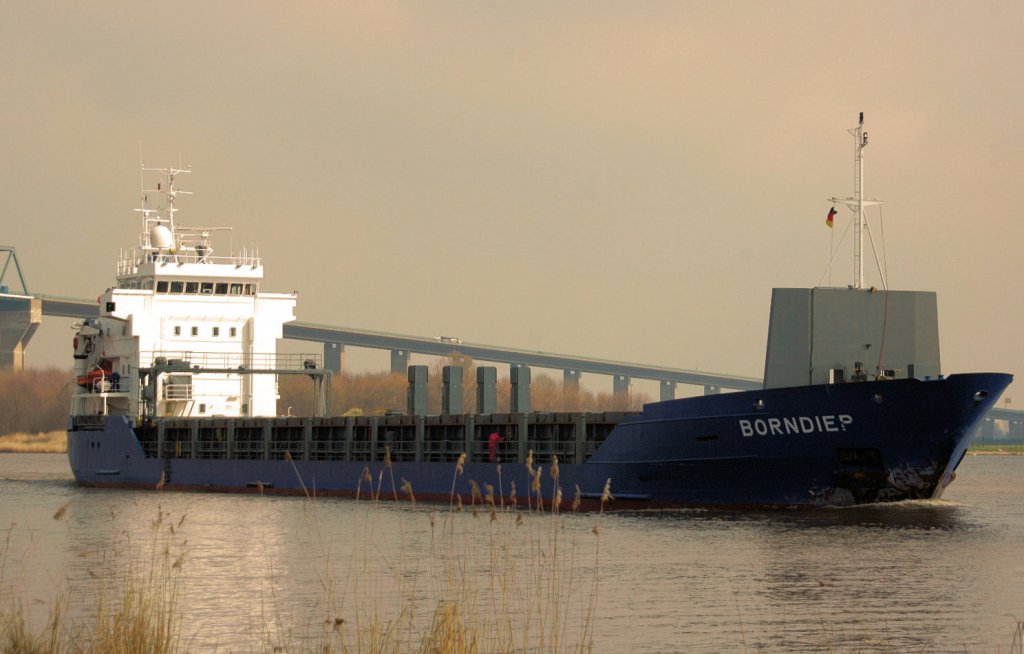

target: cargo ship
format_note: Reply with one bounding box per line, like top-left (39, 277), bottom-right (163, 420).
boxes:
top-left (68, 116), bottom-right (1012, 509)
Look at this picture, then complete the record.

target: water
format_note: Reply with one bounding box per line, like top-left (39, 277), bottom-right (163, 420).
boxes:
top-left (2, 453), bottom-right (1023, 652)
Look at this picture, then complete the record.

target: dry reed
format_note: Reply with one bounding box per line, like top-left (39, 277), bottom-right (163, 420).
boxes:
top-left (276, 450), bottom-right (605, 653)
top-left (1, 504), bottom-right (185, 654)
top-left (2, 453), bottom-right (606, 653)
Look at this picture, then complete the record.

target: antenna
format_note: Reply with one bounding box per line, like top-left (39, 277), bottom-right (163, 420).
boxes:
top-left (138, 142), bottom-right (145, 208)
top-left (828, 113), bottom-right (883, 289)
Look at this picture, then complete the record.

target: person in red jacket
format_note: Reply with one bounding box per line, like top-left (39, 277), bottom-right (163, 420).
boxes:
top-left (488, 431), bottom-right (503, 462)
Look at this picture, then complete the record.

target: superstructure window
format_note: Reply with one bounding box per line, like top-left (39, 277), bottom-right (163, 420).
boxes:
top-left (174, 326), bottom-right (181, 336)
top-left (201, 282), bottom-right (214, 294)
top-left (170, 281), bottom-right (184, 293)
top-left (245, 284), bottom-right (256, 295)
top-left (185, 282), bottom-right (199, 293)
top-left (213, 327), bottom-right (220, 337)
top-left (191, 326), bottom-right (198, 337)
top-left (230, 283), bottom-right (243, 296)
top-left (156, 281), bottom-right (169, 293)
top-left (230, 327), bottom-right (237, 337)
top-left (215, 283), bottom-right (229, 295)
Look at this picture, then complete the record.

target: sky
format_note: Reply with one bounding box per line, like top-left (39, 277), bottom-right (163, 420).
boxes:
top-left (2, 1), bottom-right (1022, 402)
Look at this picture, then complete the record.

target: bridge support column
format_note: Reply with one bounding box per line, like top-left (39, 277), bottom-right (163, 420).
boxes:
top-left (563, 369), bottom-right (581, 411)
top-left (1010, 419), bottom-right (1024, 441)
top-left (390, 349), bottom-right (410, 374)
top-left (660, 381), bottom-right (676, 402)
top-left (0, 296), bottom-right (41, 370)
top-left (407, 365), bottom-right (428, 416)
top-left (323, 342), bottom-right (345, 374)
top-left (442, 365), bottom-right (463, 415)
top-left (511, 365), bottom-right (531, 414)
top-left (476, 366), bottom-right (497, 414)
top-left (613, 375), bottom-right (630, 409)
top-left (975, 417), bottom-right (995, 443)
top-left (563, 369), bottom-right (580, 393)
top-left (704, 384), bottom-right (721, 396)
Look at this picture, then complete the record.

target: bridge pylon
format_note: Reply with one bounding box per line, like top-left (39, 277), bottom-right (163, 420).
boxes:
top-left (0, 246), bottom-right (41, 370)
top-left (0, 296), bottom-right (42, 370)
top-left (0, 246), bottom-right (30, 296)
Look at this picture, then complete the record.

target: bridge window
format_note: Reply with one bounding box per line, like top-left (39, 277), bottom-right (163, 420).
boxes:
top-left (201, 282), bottom-right (214, 294)
top-left (215, 283), bottom-right (229, 295)
top-left (185, 282), bottom-right (199, 294)
top-left (245, 284), bottom-right (256, 295)
top-left (230, 283), bottom-right (243, 295)
top-left (156, 281), bottom-right (169, 293)
top-left (170, 281), bottom-right (184, 293)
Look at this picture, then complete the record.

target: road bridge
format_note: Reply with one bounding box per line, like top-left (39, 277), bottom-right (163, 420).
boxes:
top-left (3, 292), bottom-right (761, 401)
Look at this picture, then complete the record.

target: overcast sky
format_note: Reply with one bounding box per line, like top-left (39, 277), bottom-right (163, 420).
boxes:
top-left (2, 1), bottom-right (1021, 401)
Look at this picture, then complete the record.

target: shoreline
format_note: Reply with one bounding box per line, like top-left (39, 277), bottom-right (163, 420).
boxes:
top-left (0, 431), bottom-right (66, 454)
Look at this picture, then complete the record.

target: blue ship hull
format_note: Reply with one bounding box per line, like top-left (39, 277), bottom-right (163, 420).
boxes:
top-left (68, 372), bottom-right (1011, 509)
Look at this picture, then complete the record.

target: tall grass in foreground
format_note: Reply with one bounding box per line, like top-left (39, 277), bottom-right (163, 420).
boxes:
top-left (1, 503), bottom-right (184, 653)
top-left (278, 449), bottom-right (611, 653)
top-left (1, 451), bottom-right (609, 653)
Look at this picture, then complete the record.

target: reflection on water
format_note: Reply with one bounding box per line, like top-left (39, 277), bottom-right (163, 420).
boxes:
top-left (1, 454), bottom-right (1022, 652)
top-left (617, 498), bottom-right (972, 531)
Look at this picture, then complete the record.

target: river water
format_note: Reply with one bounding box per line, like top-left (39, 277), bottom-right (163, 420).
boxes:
top-left (1, 453), bottom-right (1022, 653)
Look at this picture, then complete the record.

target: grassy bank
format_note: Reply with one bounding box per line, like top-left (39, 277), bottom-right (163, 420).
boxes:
top-left (0, 431), bottom-right (65, 453)
top-left (969, 443), bottom-right (1024, 455)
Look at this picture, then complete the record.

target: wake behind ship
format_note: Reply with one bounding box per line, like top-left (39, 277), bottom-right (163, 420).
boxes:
top-left (68, 116), bottom-right (1011, 509)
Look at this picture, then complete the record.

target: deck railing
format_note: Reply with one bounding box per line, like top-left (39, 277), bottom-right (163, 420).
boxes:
top-left (143, 351), bottom-right (323, 371)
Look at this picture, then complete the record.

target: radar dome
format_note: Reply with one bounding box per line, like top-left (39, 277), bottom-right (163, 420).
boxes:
top-left (150, 224), bottom-right (175, 249)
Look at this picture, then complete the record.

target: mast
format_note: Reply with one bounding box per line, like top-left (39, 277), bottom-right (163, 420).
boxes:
top-left (852, 112), bottom-right (867, 289)
top-left (829, 112), bottom-right (880, 290)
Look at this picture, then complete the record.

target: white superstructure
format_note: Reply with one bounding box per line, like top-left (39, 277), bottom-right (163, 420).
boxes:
top-left (71, 165), bottom-right (312, 420)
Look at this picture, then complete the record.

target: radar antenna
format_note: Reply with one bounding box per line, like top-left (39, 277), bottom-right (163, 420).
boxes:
top-left (135, 162), bottom-right (193, 254)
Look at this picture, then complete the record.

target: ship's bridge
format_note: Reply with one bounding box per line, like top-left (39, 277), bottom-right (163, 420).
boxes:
top-left (116, 261), bottom-right (264, 295)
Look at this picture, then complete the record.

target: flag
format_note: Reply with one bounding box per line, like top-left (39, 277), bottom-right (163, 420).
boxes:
top-left (826, 207), bottom-right (837, 229)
